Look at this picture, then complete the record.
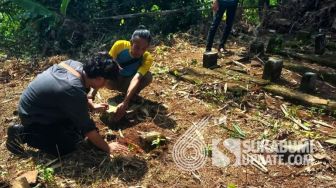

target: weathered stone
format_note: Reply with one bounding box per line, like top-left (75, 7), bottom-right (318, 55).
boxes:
top-left (262, 57), bottom-right (283, 82)
top-left (315, 33), bottom-right (326, 55)
top-left (300, 72), bottom-right (317, 93)
top-left (203, 51), bottom-right (218, 68)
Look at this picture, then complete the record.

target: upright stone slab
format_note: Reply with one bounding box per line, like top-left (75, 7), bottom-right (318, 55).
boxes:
top-left (262, 57), bottom-right (283, 82)
top-left (249, 40), bottom-right (265, 56)
top-left (315, 33), bottom-right (326, 55)
top-left (300, 72), bottom-right (317, 93)
top-left (203, 51), bottom-right (218, 68)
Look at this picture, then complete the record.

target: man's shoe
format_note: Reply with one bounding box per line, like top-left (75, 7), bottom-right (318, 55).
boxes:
top-left (6, 124), bottom-right (26, 155)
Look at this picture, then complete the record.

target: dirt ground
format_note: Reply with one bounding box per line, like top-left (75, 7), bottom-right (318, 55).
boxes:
top-left (1, 33), bottom-right (336, 187)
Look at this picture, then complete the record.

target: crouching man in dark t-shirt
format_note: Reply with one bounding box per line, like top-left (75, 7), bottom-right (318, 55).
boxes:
top-left (6, 56), bottom-right (128, 156)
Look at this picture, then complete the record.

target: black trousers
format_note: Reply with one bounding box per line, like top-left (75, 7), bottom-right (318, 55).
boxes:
top-left (22, 121), bottom-right (83, 156)
top-left (206, 3), bottom-right (238, 51)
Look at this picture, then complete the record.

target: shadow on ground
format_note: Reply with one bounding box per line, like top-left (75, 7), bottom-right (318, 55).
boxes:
top-left (100, 94), bottom-right (177, 130)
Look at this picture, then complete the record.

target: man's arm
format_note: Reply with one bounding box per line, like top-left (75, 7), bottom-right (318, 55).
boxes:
top-left (85, 130), bottom-right (128, 154)
top-left (87, 90), bottom-right (108, 112)
top-left (85, 130), bottom-right (110, 152)
top-left (124, 73), bottom-right (142, 104)
top-left (114, 73), bottom-right (142, 121)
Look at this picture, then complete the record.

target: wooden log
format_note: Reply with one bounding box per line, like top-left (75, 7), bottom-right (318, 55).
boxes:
top-left (262, 57), bottom-right (283, 82)
top-left (216, 68), bottom-right (270, 86)
top-left (278, 50), bottom-right (336, 69)
top-left (295, 30), bottom-right (311, 41)
top-left (299, 72), bottom-right (317, 93)
top-left (188, 66), bottom-right (269, 86)
top-left (315, 33), bottom-right (326, 55)
top-left (263, 84), bottom-right (336, 111)
top-left (283, 61), bottom-right (336, 85)
top-left (203, 51), bottom-right (218, 68)
top-left (249, 40), bottom-right (265, 56)
top-left (169, 68), bottom-right (248, 94)
top-left (326, 42), bottom-right (336, 51)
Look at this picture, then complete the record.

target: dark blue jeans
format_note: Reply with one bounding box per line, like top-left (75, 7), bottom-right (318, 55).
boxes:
top-left (206, 3), bottom-right (238, 51)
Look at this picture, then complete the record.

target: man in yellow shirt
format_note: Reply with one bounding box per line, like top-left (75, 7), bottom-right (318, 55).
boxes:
top-left (105, 26), bottom-right (153, 121)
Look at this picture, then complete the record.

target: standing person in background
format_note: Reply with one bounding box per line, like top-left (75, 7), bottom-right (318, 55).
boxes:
top-left (206, 0), bottom-right (239, 53)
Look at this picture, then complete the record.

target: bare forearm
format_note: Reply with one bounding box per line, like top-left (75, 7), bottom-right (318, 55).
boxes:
top-left (85, 130), bottom-right (110, 153)
top-left (87, 98), bottom-right (95, 110)
top-left (124, 74), bottom-right (142, 104)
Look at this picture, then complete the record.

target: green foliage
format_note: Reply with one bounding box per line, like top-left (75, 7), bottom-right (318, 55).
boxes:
top-left (1, 0), bottom-right (211, 56)
top-left (203, 144), bottom-right (212, 157)
top-left (151, 4), bottom-right (160, 12)
top-left (12, 0), bottom-right (54, 17)
top-left (60, 0), bottom-right (71, 16)
top-left (221, 123), bottom-right (246, 139)
top-left (242, 8), bottom-right (260, 25)
top-left (227, 183), bottom-right (237, 188)
top-left (37, 165), bottom-right (55, 183)
top-left (0, 13), bottom-right (20, 39)
top-left (151, 136), bottom-right (166, 148)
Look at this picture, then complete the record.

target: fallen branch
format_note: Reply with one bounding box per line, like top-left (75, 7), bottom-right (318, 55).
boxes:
top-left (280, 104), bottom-right (311, 131)
top-left (232, 60), bottom-right (250, 73)
top-left (312, 120), bottom-right (334, 129)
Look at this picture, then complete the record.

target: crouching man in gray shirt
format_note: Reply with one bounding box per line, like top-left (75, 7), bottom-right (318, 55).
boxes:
top-left (6, 56), bottom-right (128, 156)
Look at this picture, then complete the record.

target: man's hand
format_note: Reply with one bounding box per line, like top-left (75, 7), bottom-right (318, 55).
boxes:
top-left (212, 0), bottom-right (219, 12)
top-left (92, 103), bottom-right (109, 112)
top-left (114, 101), bottom-right (128, 121)
top-left (108, 142), bottom-right (129, 155)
